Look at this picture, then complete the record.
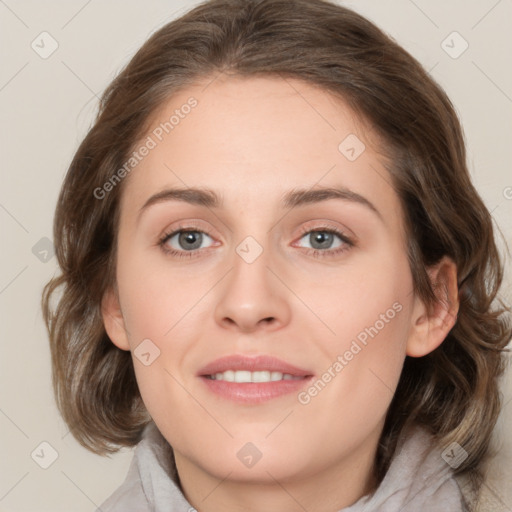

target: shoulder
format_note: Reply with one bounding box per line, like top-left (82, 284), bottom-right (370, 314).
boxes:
top-left (96, 421), bottom-right (190, 512)
top-left (96, 457), bottom-right (149, 512)
top-left (455, 471), bottom-right (511, 512)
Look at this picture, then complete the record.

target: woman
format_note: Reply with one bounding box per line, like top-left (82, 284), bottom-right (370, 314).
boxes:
top-left (42, 0), bottom-right (511, 510)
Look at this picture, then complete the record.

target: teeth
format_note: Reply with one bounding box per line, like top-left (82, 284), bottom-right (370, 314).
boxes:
top-left (210, 370), bottom-right (303, 382)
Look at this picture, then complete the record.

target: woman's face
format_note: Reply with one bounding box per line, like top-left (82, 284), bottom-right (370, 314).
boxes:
top-left (105, 75), bottom-right (425, 489)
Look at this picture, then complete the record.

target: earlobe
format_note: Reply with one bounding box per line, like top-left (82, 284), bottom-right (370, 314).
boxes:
top-left (101, 287), bottom-right (131, 351)
top-left (406, 257), bottom-right (459, 358)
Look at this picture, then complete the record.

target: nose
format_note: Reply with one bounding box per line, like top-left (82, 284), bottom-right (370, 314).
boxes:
top-left (214, 246), bottom-right (292, 333)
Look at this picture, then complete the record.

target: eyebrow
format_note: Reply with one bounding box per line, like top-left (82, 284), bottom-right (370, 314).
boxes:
top-left (137, 185), bottom-right (381, 221)
top-left (283, 187), bottom-right (381, 218)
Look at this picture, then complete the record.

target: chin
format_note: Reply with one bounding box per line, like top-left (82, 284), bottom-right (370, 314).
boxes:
top-left (185, 437), bottom-right (316, 483)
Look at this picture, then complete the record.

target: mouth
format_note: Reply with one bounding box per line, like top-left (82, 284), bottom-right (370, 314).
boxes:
top-left (197, 354), bottom-right (314, 403)
top-left (204, 370), bottom-right (305, 382)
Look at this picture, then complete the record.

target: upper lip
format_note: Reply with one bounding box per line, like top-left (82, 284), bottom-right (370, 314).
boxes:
top-left (197, 355), bottom-right (313, 377)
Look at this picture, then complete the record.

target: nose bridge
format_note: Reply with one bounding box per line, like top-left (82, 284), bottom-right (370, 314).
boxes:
top-left (214, 235), bottom-right (291, 332)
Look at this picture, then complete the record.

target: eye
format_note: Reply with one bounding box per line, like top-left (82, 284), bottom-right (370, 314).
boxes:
top-left (294, 227), bottom-right (354, 257)
top-left (159, 228), bottom-right (215, 255)
top-left (298, 230), bottom-right (343, 250)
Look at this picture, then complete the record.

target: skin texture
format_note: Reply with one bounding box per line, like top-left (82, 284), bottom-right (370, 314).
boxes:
top-left (102, 75), bottom-right (458, 512)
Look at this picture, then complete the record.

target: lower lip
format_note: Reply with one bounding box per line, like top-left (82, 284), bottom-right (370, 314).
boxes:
top-left (199, 376), bottom-right (313, 404)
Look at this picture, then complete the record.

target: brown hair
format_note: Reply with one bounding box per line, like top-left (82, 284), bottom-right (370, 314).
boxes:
top-left (42, 0), bottom-right (511, 497)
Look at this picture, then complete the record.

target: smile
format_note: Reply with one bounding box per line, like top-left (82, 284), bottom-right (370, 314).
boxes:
top-left (206, 370), bottom-right (305, 382)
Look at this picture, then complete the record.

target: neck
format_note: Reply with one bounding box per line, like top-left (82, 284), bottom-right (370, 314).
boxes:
top-left (173, 430), bottom-right (381, 512)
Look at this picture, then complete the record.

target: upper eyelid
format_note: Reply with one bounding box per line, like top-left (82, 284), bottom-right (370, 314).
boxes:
top-left (160, 220), bottom-right (216, 237)
top-left (298, 220), bottom-right (356, 242)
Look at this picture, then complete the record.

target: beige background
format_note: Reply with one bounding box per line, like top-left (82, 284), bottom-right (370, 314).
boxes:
top-left (1, 0), bottom-right (511, 511)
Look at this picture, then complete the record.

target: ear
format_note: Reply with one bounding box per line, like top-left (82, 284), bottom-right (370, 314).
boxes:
top-left (406, 256), bottom-right (459, 358)
top-left (101, 286), bottom-right (130, 351)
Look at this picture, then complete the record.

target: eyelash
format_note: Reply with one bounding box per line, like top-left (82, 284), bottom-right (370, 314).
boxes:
top-left (157, 223), bottom-right (355, 260)
top-left (296, 225), bottom-right (354, 258)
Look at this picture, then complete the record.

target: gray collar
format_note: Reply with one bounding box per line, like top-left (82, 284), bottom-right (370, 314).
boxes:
top-left (98, 422), bottom-right (465, 512)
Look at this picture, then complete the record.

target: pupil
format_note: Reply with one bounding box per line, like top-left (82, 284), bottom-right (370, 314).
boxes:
top-left (311, 231), bottom-right (332, 249)
top-left (179, 231), bottom-right (202, 250)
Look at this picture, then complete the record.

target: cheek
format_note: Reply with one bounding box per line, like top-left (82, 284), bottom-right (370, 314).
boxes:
top-left (114, 252), bottom-right (216, 407)
top-left (115, 249), bottom-right (204, 343)
top-left (297, 252), bottom-right (413, 415)
top-left (294, 302), bottom-right (411, 461)
top-left (295, 246), bottom-right (413, 347)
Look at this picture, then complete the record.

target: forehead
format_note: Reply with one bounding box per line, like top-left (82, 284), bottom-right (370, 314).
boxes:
top-left (119, 75), bottom-right (402, 228)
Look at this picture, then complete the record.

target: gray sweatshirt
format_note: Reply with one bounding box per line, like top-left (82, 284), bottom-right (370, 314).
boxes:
top-left (97, 421), bottom-right (469, 512)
